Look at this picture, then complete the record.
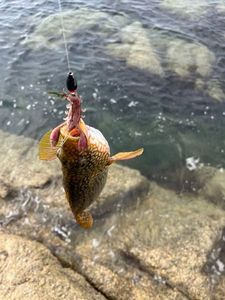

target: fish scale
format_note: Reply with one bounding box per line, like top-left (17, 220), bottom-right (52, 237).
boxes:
top-left (39, 71), bottom-right (143, 228)
top-left (57, 128), bottom-right (110, 227)
top-left (39, 120), bottom-right (143, 229)
top-left (39, 71), bottom-right (143, 229)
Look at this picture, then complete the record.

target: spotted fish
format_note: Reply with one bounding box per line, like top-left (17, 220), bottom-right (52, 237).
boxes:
top-left (39, 73), bottom-right (143, 229)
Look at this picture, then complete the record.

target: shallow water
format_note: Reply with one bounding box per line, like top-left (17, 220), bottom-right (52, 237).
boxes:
top-left (1, 0), bottom-right (225, 182)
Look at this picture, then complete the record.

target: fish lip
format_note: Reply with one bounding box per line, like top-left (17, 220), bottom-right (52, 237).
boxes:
top-left (60, 125), bottom-right (80, 141)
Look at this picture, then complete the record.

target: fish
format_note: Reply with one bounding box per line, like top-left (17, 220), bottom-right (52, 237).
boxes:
top-left (39, 73), bottom-right (143, 229)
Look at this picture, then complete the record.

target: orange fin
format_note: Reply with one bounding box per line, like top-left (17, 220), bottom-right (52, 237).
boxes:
top-left (75, 211), bottom-right (93, 229)
top-left (38, 130), bottom-right (61, 160)
top-left (109, 148), bottom-right (144, 163)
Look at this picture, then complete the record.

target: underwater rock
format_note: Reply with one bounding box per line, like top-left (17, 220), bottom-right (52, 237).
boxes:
top-left (160, 0), bottom-right (208, 19)
top-left (196, 79), bottom-right (225, 102)
top-left (160, 0), bottom-right (225, 19)
top-left (166, 39), bottom-right (215, 78)
top-left (217, 3), bottom-right (225, 13)
top-left (207, 79), bottom-right (225, 102)
top-left (200, 168), bottom-right (225, 209)
top-left (181, 165), bottom-right (225, 209)
top-left (106, 22), bottom-right (163, 76)
top-left (195, 78), bottom-right (205, 91)
top-left (23, 8), bottom-right (128, 50)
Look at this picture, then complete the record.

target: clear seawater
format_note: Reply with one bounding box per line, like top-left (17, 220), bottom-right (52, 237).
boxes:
top-left (1, 0), bottom-right (225, 184)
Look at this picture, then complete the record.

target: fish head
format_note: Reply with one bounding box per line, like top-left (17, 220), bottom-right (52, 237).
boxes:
top-left (60, 119), bottom-right (110, 155)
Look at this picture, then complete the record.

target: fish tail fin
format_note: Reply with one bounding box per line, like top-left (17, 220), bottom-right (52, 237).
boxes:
top-left (109, 148), bottom-right (144, 164)
top-left (75, 211), bottom-right (93, 229)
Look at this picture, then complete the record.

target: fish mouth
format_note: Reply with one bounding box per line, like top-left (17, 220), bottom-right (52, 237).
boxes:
top-left (60, 125), bottom-right (80, 142)
top-left (60, 119), bottom-right (89, 150)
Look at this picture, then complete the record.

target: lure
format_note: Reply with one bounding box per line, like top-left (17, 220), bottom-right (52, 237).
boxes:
top-left (39, 73), bottom-right (143, 229)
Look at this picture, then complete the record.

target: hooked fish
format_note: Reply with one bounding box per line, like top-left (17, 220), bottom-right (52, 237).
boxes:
top-left (39, 72), bottom-right (143, 229)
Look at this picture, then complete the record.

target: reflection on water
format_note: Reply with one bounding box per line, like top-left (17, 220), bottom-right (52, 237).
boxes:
top-left (1, 0), bottom-right (225, 183)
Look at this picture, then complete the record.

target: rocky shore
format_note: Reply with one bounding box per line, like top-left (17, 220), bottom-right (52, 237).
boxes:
top-left (1, 129), bottom-right (225, 299)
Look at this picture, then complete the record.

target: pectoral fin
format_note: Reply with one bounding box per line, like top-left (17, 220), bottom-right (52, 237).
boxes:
top-left (109, 148), bottom-right (144, 163)
top-left (39, 130), bottom-right (61, 160)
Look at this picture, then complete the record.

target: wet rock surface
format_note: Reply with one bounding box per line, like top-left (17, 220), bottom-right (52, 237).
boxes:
top-left (1, 129), bottom-right (225, 299)
top-left (0, 233), bottom-right (106, 300)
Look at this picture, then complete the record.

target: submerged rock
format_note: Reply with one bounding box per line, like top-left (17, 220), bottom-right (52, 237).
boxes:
top-left (196, 78), bottom-right (225, 102)
top-left (200, 168), bottom-right (225, 209)
top-left (160, 0), bottom-right (208, 19)
top-left (166, 39), bottom-right (215, 78)
top-left (106, 22), bottom-right (163, 76)
top-left (207, 79), bottom-right (225, 102)
top-left (217, 3), bottom-right (225, 13)
top-left (23, 8), bottom-right (128, 50)
top-left (161, 0), bottom-right (225, 19)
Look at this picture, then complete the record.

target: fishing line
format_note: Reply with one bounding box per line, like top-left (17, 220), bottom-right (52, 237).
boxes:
top-left (57, 0), bottom-right (71, 72)
top-left (56, 0), bottom-right (73, 146)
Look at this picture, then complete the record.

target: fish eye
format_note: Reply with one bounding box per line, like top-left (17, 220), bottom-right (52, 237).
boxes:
top-left (67, 72), bottom-right (77, 91)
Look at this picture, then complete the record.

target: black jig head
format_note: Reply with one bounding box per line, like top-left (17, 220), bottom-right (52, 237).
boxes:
top-left (67, 72), bottom-right (77, 92)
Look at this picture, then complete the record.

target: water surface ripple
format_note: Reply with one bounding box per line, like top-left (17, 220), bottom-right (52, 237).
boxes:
top-left (1, 0), bottom-right (225, 182)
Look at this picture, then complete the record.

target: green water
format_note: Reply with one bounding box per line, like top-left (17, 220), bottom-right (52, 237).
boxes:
top-left (1, 0), bottom-right (225, 184)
